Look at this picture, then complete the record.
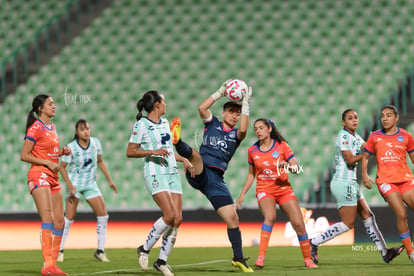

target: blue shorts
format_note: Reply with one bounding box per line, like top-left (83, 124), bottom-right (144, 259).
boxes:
top-left (186, 166), bottom-right (234, 210)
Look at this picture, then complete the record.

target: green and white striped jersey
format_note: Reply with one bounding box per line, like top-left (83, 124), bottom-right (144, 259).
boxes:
top-left (129, 116), bottom-right (178, 177)
top-left (62, 137), bottom-right (102, 187)
top-left (333, 128), bottom-right (364, 181)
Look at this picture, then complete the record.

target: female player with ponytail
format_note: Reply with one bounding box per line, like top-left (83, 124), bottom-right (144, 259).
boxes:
top-left (20, 94), bottom-right (71, 275)
top-left (127, 90), bottom-right (193, 276)
top-left (236, 118), bottom-right (317, 269)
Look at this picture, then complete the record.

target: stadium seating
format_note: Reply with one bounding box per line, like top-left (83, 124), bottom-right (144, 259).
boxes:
top-left (0, 0), bottom-right (71, 59)
top-left (1, 0), bottom-right (414, 211)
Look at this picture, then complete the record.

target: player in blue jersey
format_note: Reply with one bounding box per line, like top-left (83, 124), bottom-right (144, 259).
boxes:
top-left (127, 90), bottom-right (194, 276)
top-left (58, 119), bottom-right (118, 263)
top-left (170, 80), bottom-right (254, 272)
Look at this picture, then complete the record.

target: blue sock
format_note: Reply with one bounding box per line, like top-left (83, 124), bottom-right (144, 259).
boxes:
top-left (228, 227), bottom-right (243, 259)
top-left (175, 140), bottom-right (193, 158)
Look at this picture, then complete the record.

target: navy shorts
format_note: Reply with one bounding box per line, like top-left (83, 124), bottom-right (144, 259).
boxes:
top-left (186, 165), bottom-right (234, 210)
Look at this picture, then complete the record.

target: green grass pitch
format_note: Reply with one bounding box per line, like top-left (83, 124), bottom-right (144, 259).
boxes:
top-left (1, 243), bottom-right (413, 275)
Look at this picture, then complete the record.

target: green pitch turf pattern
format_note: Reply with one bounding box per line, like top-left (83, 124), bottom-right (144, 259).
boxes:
top-left (0, 244), bottom-right (413, 275)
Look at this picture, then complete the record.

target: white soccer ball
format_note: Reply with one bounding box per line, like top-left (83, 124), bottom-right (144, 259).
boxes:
top-left (224, 79), bottom-right (247, 103)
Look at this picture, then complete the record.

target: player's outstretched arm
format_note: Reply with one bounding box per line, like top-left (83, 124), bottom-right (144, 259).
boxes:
top-left (198, 80), bottom-right (232, 122)
top-left (237, 86), bottom-right (252, 141)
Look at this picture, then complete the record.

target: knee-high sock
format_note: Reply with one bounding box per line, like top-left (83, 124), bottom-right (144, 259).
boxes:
top-left (311, 222), bottom-right (350, 246)
top-left (363, 215), bottom-right (387, 256)
top-left (52, 228), bottom-right (64, 264)
top-left (298, 233), bottom-right (311, 260)
top-left (400, 231), bottom-right (414, 254)
top-left (159, 227), bottom-right (179, 261)
top-left (228, 227), bottom-right (243, 259)
top-left (258, 224), bottom-right (272, 257)
top-left (40, 223), bottom-right (53, 268)
top-left (174, 140), bottom-right (193, 159)
top-left (60, 217), bottom-right (73, 251)
top-left (97, 215), bottom-right (109, 251)
top-left (143, 217), bottom-right (171, 252)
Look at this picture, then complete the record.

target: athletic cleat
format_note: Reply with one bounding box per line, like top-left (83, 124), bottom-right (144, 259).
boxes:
top-left (153, 258), bottom-right (174, 276)
top-left (232, 257), bottom-right (254, 272)
top-left (310, 241), bottom-right (319, 264)
top-left (137, 245), bottom-right (149, 271)
top-left (304, 258), bottom-right (318, 268)
top-left (41, 265), bottom-right (68, 275)
top-left (382, 245), bottom-right (404, 263)
top-left (170, 117), bottom-right (181, 145)
top-left (94, 249), bottom-right (110, 262)
top-left (57, 250), bottom-right (64, 262)
top-left (409, 251), bottom-right (414, 264)
top-left (254, 255), bottom-right (265, 268)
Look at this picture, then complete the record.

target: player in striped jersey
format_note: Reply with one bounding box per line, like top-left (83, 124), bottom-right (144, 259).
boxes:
top-left (310, 109), bottom-right (403, 264)
top-left (127, 90), bottom-right (193, 276)
top-left (362, 105), bottom-right (414, 263)
top-left (21, 94), bottom-right (71, 275)
top-left (58, 119), bottom-right (118, 263)
top-left (236, 118), bottom-right (317, 268)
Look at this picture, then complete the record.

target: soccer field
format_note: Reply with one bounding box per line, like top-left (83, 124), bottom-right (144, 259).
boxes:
top-left (1, 244), bottom-right (413, 276)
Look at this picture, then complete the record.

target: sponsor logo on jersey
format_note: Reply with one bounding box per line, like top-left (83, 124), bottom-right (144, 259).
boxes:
top-left (263, 168), bottom-right (273, 175)
top-left (380, 150), bottom-right (400, 162)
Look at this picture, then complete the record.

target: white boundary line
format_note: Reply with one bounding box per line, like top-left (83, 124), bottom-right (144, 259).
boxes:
top-left (70, 259), bottom-right (229, 275)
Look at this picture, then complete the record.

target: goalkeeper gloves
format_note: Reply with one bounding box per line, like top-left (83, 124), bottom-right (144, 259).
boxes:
top-left (241, 86), bottom-right (252, 116)
top-left (211, 79), bottom-right (232, 101)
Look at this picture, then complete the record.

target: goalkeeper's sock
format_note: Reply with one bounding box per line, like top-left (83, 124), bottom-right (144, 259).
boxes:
top-left (40, 223), bottom-right (53, 267)
top-left (174, 140), bottom-right (193, 159)
top-left (228, 227), bottom-right (243, 259)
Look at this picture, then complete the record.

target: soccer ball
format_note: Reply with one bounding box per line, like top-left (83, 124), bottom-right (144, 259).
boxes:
top-left (224, 79), bottom-right (247, 103)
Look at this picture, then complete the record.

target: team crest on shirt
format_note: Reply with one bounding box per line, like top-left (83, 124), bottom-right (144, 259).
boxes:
top-left (398, 136), bottom-right (404, 142)
top-left (152, 178), bottom-right (159, 188)
top-left (229, 131), bottom-right (236, 139)
top-left (272, 151), bottom-right (279, 158)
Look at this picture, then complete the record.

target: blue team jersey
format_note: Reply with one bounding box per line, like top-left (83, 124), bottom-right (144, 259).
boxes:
top-left (199, 116), bottom-right (241, 171)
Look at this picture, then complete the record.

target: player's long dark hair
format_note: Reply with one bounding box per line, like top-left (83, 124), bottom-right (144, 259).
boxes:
top-left (73, 119), bottom-right (88, 141)
top-left (136, 90), bottom-right (163, 121)
top-left (25, 94), bottom-right (50, 134)
top-left (254, 118), bottom-right (287, 144)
